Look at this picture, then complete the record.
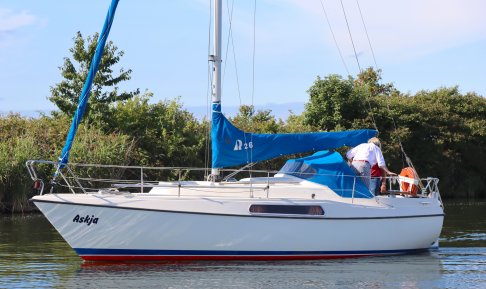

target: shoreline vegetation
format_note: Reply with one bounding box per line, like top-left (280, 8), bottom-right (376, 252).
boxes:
top-left (1, 78), bottom-right (485, 213)
top-left (1, 33), bottom-right (485, 213)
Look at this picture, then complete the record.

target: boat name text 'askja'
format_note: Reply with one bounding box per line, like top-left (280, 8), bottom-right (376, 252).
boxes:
top-left (72, 214), bottom-right (99, 226)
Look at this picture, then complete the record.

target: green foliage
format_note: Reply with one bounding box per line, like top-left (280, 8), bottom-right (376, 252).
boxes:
top-left (108, 95), bottom-right (208, 180)
top-left (0, 134), bottom-right (40, 213)
top-left (304, 74), bottom-right (369, 131)
top-left (71, 128), bottom-right (132, 165)
top-left (281, 112), bottom-right (315, 133)
top-left (3, 59), bottom-right (486, 213)
top-left (392, 87), bottom-right (486, 198)
top-left (1, 95), bottom-right (209, 212)
top-left (0, 114), bottom-right (64, 213)
top-left (230, 105), bottom-right (280, 133)
top-left (0, 114), bottom-right (134, 213)
top-left (304, 68), bottom-right (486, 198)
top-left (49, 31), bottom-right (139, 124)
top-left (354, 67), bottom-right (399, 97)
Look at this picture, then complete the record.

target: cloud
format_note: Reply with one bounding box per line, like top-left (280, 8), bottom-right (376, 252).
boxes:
top-left (0, 8), bottom-right (37, 48)
top-left (0, 8), bottom-right (36, 32)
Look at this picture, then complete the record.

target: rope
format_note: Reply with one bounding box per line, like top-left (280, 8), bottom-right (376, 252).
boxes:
top-left (361, 82), bottom-right (379, 133)
top-left (222, 0), bottom-right (253, 171)
top-left (248, 0), bottom-right (257, 191)
top-left (337, 1), bottom-right (377, 132)
top-left (383, 98), bottom-right (415, 170)
top-left (355, 0), bottom-right (378, 69)
top-left (339, 0), bottom-right (381, 133)
top-left (340, 0), bottom-right (361, 73)
top-left (318, 0), bottom-right (350, 76)
top-left (223, 0), bottom-right (242, 105)
top-left (316, 0), bottom-right (376, 132)
top-left (204, 0), bottom-right (214, 178)
top-left (352, 1), bottom-right (415, 173)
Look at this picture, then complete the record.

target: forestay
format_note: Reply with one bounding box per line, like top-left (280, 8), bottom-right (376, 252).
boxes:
top-left (57, 0), bottom-right (120, 169)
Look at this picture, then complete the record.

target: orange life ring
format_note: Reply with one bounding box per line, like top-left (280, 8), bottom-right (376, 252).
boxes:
top-left (399, 167), bottom-right (419, 196)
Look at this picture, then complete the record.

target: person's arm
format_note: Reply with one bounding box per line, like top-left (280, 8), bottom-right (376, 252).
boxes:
top-left (379, 165), bottom-right (396, 176)
top-left (375, 146), bottom-right (396, 176)
top-left (379, 164), bottom-right (396, 193)
top-left (380, 168), bottom-right (387, 193)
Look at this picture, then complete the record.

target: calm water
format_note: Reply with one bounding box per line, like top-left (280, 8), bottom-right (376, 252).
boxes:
top-left (1, 201), bottom-right (485, 289)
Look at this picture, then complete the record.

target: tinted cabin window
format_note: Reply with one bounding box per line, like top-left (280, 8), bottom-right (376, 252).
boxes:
top-left (278, 161), bottom-right (316, 179)
top-left (249, 205), bottom-right (324, 215)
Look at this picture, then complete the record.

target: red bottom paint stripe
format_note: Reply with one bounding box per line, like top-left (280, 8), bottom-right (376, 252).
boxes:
top-left (81, 254), bottom-right (381, 262)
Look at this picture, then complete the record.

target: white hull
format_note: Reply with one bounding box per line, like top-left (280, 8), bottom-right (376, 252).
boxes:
top-left (32, 189), bottom-right (444, 261)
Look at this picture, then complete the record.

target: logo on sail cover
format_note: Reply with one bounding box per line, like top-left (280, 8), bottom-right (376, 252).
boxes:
top-left (233, 139), bottom-right (253, 151)
top-left (234, 140), bottom-right (243, 150)
top-left (73, 214), bottom-right (99, 226)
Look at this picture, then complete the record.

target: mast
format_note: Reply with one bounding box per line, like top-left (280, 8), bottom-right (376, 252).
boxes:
top-left (210, 0), bottom-right (222, 177)
top-left (212, 0), bottom-right (222, 105)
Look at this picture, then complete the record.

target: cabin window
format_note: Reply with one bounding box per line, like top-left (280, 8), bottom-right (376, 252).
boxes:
top-left (278, 161), bottom-right (316, 179)
top-left (249, 204), bottom-right (324, 216)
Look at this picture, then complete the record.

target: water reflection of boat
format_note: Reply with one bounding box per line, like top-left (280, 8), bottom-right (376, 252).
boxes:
top-left (28, 0), bottom-right (444, 262)
top-left (69, 253), bottom-right (443, 288)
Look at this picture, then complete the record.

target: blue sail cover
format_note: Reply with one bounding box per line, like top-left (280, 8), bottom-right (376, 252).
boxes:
top-left (57, 0), bottom-right (119, 169)
top-left (211, 103), bottom-right (377, 168)
top-left (279, 150), bottom-right (373, 198)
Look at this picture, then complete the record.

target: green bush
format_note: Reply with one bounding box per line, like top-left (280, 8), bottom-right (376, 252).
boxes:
top-left (0, 135), bottom-right (41, 213)
top-left (0, 114), bottom-right (134, 213)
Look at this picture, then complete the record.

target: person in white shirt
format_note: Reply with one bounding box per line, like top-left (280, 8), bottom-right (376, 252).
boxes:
top-left (346, 137), bottom-right (396, 189)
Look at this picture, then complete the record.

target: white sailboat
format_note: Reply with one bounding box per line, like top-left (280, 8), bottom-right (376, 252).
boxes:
top-left (28, 0), bottom-right (443, 262)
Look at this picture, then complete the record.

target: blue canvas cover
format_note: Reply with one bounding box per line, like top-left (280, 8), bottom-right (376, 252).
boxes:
top-left (278, 150), bottom-right (373, 198)
top-left (57, 0), bottom-right (119, 169)
top-left (211, 103), bottom-right (377, 168)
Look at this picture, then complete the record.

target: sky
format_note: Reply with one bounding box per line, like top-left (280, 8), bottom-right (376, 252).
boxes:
top-left (1, 0), bottom-right (485, 118)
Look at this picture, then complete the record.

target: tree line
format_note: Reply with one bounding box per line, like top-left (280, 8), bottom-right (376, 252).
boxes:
top-left (1, 33), bottom-right (484, 213)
